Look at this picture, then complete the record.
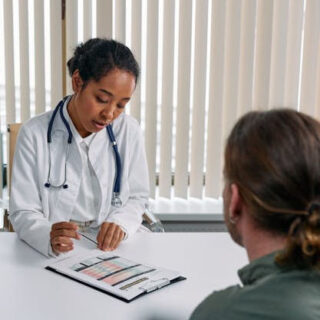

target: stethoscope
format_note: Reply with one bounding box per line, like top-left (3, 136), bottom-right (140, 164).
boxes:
top-left (44, 96), bottom-right (122, 208)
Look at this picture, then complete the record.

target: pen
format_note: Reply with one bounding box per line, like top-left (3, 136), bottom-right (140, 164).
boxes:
top-left (78, 232), bottom-right (98, 245)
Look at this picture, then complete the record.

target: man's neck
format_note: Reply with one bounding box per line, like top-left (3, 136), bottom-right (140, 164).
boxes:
top-left (242, 227), bottom-right (286, 262)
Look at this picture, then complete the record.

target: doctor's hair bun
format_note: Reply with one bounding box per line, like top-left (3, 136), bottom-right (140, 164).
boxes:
top-left (67, 38), bottom-right (140, 85)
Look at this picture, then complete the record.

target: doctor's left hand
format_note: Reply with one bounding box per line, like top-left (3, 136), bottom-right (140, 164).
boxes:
top-left (97, 222), bottom-right (125, 251)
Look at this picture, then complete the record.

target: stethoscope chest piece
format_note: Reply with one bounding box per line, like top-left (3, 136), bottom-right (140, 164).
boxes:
top-left (111, 193), bottom-right (122, 208)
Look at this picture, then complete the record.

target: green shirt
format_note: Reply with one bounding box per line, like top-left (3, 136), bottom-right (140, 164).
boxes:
top-left (190, 252), bottom-right (320, 320)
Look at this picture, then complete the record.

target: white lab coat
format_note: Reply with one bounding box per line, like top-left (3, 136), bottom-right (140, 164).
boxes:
top-left (9, 104), bottom-right (149, 257)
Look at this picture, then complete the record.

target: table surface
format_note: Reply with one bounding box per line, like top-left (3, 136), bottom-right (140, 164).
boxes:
top-left (0, 232), bottom-right (247, 320)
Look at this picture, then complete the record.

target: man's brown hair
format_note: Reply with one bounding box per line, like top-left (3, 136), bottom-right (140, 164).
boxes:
top-left (225, 109), bottom-right (320, 269)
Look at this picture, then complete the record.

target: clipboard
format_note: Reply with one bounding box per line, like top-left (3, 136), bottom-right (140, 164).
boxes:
top-left (46, 250), bottom-right (186, 302)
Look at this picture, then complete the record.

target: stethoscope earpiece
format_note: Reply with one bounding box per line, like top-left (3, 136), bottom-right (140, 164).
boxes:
top-left (44, 182), bottom-right (68, 189)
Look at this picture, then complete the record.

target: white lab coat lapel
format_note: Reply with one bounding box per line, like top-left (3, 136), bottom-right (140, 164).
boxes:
top-left (49, 104), bottom-right (83, 220)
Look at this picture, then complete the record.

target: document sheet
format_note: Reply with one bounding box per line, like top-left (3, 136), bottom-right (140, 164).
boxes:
top-left (46, 250), bottom-right (185, 302)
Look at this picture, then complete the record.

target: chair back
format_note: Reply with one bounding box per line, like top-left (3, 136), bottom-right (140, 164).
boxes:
top-left (3, 123), bottom-right (22, 232)
top-left (7, 123), bottom-right (22, 193)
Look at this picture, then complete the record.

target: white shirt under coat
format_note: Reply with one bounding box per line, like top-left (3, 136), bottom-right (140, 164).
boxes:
top-left (65, 108), bottom-right (100, 223)
top-left (9, 100), bottom-right (150, 257)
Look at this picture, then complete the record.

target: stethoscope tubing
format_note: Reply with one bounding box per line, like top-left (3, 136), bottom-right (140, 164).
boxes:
top-left (45, 96), bottom-right (122, 207)
top-left (106, 125), bottom-right (122, 194)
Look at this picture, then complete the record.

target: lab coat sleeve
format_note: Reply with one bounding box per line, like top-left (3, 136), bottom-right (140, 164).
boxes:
top-left (106, 125), bottom-right (149, 239)
top-left (9, 124), bottom-right (53, 257)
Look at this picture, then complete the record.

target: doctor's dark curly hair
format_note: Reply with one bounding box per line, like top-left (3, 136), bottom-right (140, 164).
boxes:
top-left (67, 38), bottom-right (140, 85)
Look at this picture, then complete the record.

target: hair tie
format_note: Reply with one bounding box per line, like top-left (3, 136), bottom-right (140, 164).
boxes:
top-left (307, 202), bottom-right (320, 215)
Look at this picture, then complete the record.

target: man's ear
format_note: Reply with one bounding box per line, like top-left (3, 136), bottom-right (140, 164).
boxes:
top-left (71, 70), bottom-right (84, 93)
top-left (229, 184), bottom-right (243, 223)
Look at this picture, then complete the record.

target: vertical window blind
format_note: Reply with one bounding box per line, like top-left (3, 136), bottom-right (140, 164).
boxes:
top-left (0, 0), bottom-right (320, 201)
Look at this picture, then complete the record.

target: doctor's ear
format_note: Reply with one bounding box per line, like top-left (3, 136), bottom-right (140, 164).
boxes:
top-left (71, 70), bottom-right (84, 93)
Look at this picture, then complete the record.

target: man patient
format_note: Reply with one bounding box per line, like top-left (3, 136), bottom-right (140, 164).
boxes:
top-left (191, 109), bottom-right (320, 319)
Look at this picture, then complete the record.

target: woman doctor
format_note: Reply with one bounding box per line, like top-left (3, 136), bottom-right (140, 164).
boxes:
top-left (9, 38), bottom-right (149, 257)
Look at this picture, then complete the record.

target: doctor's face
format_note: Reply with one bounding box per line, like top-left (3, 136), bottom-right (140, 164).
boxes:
top-left (69, 68), bottom-right (136, 138)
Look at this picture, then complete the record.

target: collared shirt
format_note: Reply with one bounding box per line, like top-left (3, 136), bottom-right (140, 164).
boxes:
top-left (64, 106), bottom-right (99, 222)
top-left (190, 251), bottom-right (320, 320)
top-left (63, 105), bottom-right (128, 239)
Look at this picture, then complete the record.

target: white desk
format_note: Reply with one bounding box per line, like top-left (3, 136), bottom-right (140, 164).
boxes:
top-left (0, 233), bottom-right (247, 320)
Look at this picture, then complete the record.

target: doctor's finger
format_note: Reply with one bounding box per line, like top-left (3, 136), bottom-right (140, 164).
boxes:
top-left (97, 226), bottom-right (107, 247)
top-left (51, 236), bottom-right (74, 247)
top-left (101, 224), bottom-right (118, 250)
top-left (54, 243), bottom-right (74, 253)
top-left (52, 222), bottom-right (78, 231)
top-left (51, 229), bottom-right (80, 240)
top-left (110, 228), bottom-right (124, 250)
top-left (97, 222), bottom-right (112, 246)
top-left (113, 230), bottom-right (125, 250)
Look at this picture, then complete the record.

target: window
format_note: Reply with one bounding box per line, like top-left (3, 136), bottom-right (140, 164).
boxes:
top-left (0, 0), bottom-right (319, 203)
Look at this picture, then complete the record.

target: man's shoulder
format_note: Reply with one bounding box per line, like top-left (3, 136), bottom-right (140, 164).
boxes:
top-left (190, 270), bottom-right (320, 320)
top-left (190, 285), bottom-right (242, 320)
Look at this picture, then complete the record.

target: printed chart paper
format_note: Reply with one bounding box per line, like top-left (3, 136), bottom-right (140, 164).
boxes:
top-left (46, 250), bottom-right (185, 302)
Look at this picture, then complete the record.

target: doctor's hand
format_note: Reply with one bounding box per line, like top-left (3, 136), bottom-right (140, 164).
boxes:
top-left (50, 222), bottom-right (81, 254)
top-left (97, 222), bottom-right (125, 251)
